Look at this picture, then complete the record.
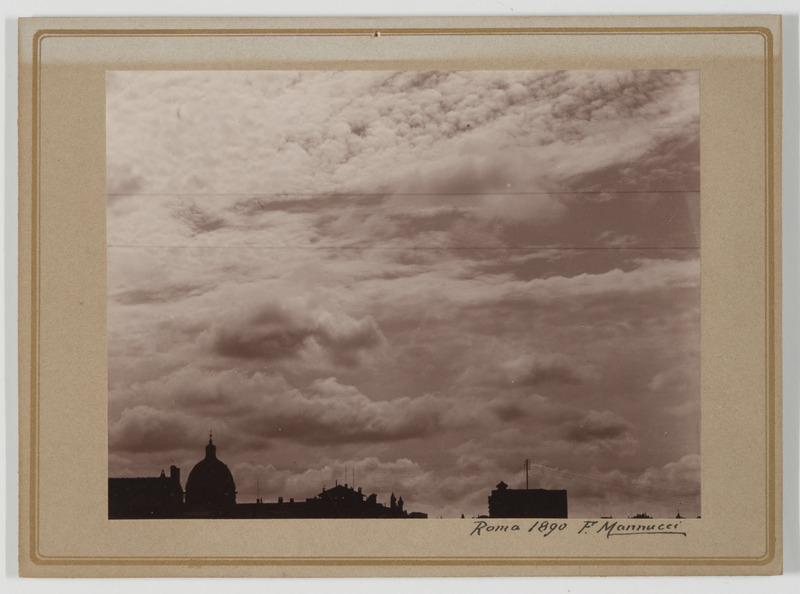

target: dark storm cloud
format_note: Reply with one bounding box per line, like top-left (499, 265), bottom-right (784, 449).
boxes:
top-left (512, 361), bottom-right (587, 387)
top-left (214, 323), bottom-right (309, 361)
top-left (208, 302), bottom-right (383, 365)
top-left (483, 393), bottom-right (635, 447)
top-left (488, 402), bottom-right (529, 422)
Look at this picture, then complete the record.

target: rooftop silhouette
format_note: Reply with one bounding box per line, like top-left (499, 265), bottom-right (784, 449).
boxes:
top-left (488, 480), bottom-right (568, 519)
top-left (109, 437), bottom-right (427, 519)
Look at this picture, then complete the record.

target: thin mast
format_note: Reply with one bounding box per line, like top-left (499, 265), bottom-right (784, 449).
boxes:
top-left (525, 458), bottom-right (529, 490)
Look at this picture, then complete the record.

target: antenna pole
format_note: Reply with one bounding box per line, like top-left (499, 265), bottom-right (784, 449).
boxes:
top-left (525, 459), bottom-right (529, 490)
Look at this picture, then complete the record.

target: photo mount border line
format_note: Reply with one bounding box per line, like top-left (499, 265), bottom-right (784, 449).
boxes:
top-left (24, 24), bottom-right (778, 568)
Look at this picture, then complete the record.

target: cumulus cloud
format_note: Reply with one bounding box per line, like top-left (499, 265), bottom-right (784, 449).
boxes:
top-left (480, 393), bottom-right (639, 457)
top-left (635, 454), bottom-right (701, 494)
top-left (202, 300), bottom-right (385, 368)
top-left (110, 368), bottom-right (445, 453)
top-left (110, 406), bottom-right (211, 454)
top-left (254, 377), bottom-right (444, 445)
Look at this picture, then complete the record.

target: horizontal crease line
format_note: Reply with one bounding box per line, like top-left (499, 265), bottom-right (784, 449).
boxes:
top-left (106, 245), bottom-right (701, 250)
top-left (107, 190), bottom-right (701, 197)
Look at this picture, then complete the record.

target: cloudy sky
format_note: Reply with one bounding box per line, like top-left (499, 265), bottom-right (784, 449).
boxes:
top-left (107, 70), bottom-right (700, 519)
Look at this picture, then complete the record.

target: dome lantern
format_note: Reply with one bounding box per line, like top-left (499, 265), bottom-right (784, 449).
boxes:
top-left (205, 433), bottom-right (216, 460)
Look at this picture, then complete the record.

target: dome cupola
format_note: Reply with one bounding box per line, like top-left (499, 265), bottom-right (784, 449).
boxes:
top-left (185, 434), bottom-right (237, 514)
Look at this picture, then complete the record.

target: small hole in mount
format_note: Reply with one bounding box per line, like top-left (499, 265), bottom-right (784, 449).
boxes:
top-left (373, 31), bottom-right (381, 38)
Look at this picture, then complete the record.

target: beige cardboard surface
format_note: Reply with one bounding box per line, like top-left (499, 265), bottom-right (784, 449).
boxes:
top-left (17, 15), bottom-right (782, 576)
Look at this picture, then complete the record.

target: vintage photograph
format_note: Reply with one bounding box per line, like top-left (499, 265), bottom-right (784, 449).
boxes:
top-left (106, 70), bottom-right (701, 521)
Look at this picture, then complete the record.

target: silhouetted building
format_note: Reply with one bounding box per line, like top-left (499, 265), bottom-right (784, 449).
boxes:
top-left (488, 481), bottom-right (568, 518)
top-left (184, 436), bottom-right (237, 517)
top-left (231, 483), bottom-right (426, 519)
top-left (109, 438), bottom-right (426, 519)
top-left (108, 465), bottom-right (183, 519)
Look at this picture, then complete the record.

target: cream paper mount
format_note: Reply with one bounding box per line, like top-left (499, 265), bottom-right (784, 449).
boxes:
top-left (18, 16), bottom-right (781, 577)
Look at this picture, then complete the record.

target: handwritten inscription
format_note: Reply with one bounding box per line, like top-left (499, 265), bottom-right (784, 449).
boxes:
top-left (470, 521), bottom-right (522, 535)
top-left (578, 520), bottom-right (686, 538)
top-left (470, 519), bottom-right (687, 538)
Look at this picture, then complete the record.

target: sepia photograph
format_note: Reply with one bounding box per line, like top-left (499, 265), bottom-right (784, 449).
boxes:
top-left (106, 69), bottom-right (701, 521)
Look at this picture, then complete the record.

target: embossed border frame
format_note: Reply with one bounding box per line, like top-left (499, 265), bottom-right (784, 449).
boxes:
top-left (17, 16), bottom-right (782, 577)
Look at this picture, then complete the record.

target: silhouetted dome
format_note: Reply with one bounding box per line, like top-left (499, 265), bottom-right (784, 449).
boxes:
top-left (185, 437), bottom-right (236, 512)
